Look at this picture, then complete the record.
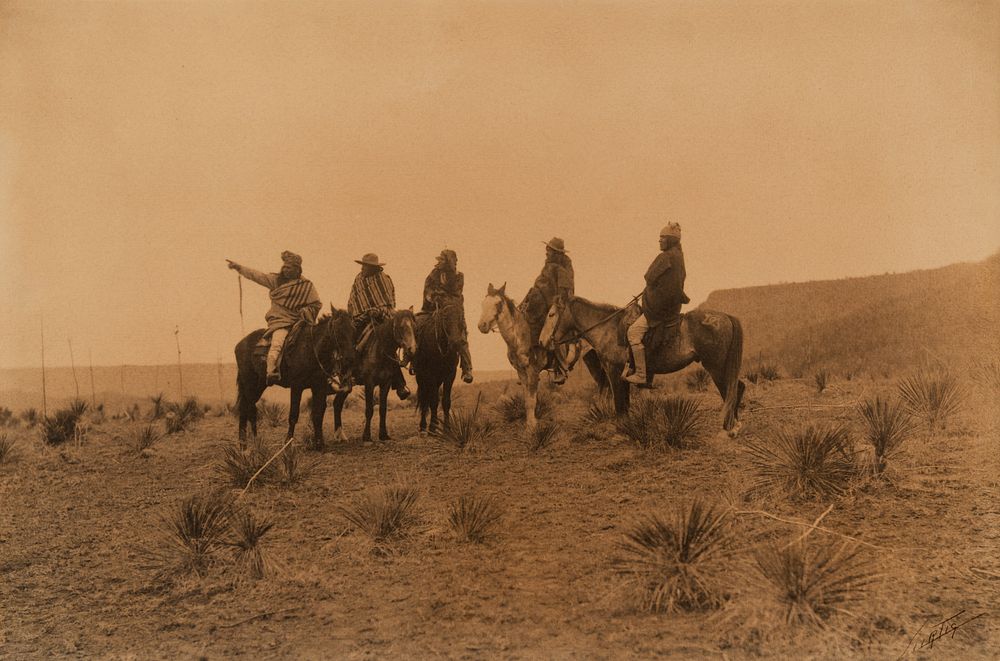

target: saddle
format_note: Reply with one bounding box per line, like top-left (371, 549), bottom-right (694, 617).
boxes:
top-left (619, 304), bottom-right (684, 370)
top-left (252, 322), bottom-right (306, 367)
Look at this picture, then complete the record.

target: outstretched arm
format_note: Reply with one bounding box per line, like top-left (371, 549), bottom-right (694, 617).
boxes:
top-left (227, 261), bottom-right (277, 289)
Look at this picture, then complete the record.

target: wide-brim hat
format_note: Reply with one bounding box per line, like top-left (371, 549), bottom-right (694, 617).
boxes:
top-left (355, 253), bottom-right (386, 267)
top-left (543, 237), bottom-right (568, 253)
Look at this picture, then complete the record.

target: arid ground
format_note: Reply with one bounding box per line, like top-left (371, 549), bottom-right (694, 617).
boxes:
top-left (1, 368), bottom-right (997, 659)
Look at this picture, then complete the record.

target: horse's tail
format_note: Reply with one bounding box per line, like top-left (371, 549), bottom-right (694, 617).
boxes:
top-left (721, 315), bottom-right (744, 432)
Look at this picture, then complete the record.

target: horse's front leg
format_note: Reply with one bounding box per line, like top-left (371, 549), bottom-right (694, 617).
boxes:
top-left (378, 383), bottom-right (391, 441)
top-left (362, 383), bottom-right (375, 444)
top-left (287, 386), bottom-right (303, 440)
top-left (309, 386), bottom-right (327, 448)
top-left (441, 378), bottom-right (453, 431)
top-left (521, 366), bottom-right (540, 431)
top-left (332, 390), bottom-right (349, 443)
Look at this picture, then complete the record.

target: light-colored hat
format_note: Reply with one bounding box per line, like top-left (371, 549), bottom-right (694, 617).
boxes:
top-left (543, 237), bottom-right (568, 253)
top-left (355, 253), bottom-right (386, 267)
top-left (281, 251), bottom-right (303, 267)
top-left (659, 223), bottom-right (682, 239)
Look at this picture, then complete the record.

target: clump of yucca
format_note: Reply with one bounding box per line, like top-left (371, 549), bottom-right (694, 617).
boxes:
top-left (433, 394), bottom-right (497, 452)
top-left (147, 490), bottom-right (234, 580)
top-left (0, 407), bottom-right (17, 428)
top-left (494, 390), bottom-right (551, 423)
top-left (746, 425), bottom-right (856, 500)
top-left (125, 424), bottom-right (162, 455)
top-left (258, 401), bottom-right (287, 428)
top-left (584, 395), bottom-right (617, 424)
top-left (897, 369), bottom-right (966, 429)
top-left (857, 397), bottom-right (915, 477)
top-left (41, 407), bottom-right (82, 445)
top-left (759, 364), bottom-right (780, 381)
top-left (278, 442), bottom-right (317, 486)
top-left (686, 368), bottom-right (712, 393)
top-left (148, 393), bottom-right (167, 420)
top-left (229, 509), bottom-right (275, 581)
top-left (216, 435), bottom-right (279, 488)
top-left (615, 396), bottom-right (706, 450)
top-left (19, 408), bottom-right (39, 428)
top-left (0, 434), bottom-right (18, 465)
top-left (448, 494), bottom-right (503, 543)
top-left (338, 484), bottom-right (420, 548)
top-left (973, 360), bottom-right (1000, 395)
top-left (754, 539), bottom-right (876, 627)
top-left (612, 499), bottom-right (731, 613)
top-left (744, 370), bottom-right (760, 385)
top-left (528, 420), bottom-right (559, 452)
top-left (814, 369), bottom-right (830, 394)
top-left (68, 399), bottom-right (89, 418)
top-left (163, 397), bottom-right (204, 434)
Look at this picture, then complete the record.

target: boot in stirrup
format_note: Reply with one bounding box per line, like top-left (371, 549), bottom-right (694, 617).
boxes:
top-left (625, 345), bottom-right (650, 386)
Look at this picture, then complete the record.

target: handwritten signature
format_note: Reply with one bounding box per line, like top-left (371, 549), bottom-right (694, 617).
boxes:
top-left (898, 610), bottom-right (987, 658)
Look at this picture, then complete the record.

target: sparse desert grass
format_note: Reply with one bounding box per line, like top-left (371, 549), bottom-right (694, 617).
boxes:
top-left (759, 364), bottom-right (781, 381)
top-left (125, 424), bottom-right (162, 455)
top-left (744, 370), bottom-right (760, 385)
top-left (41, 406), bottom-right (85, 445)
top-left (433, 394), bottom-right (497, 452)
top-left (229, 509), bottom-right (275, 581)
top-left (571, 395), bottom-right (617, 443)
top-left (0, 434), bottom-right (18, 465)
top-left (754, 539), bottom-right (876, 628)
top-left (857, 397), bottom-right (916, 477)
top-left (148, 393), bottom-right (167, 420)
top-left (494, 390), bottom-right (552, 423)
top-left (897, 369), bottom-right (966, 429)
top-left (615, 395), bottom-right (706, 450)
top-left (813, 369), bottom-right (830, 394)
top-left (686, 367), bottom-right (712, 392)
top-left (278, 442), bottom-right (318, 486)
top-left (745, 424), bottom-right (856, 500)
top-left (164, 397), bottom-right (205, 434)
top-left (146, 490), bottom-right (234, 580)
top-left (216, 435), bottom-right (280, 488)
top-left (258, 401), bottom-right (287, 427)
top-left (0, 406), bottom-right (17, 428)
top-left (612, 499), bottom-right (731, 613)
top-left (973, 360), bottom-right (1000, 394)
top-left (338, 484), bottom-right (420, 549)
top-left (527, 419), bottom-right (559, 452)
top-left (448, 494), bottom-right (503, 543)
top-left (19, 408), bottom-right (39, 428)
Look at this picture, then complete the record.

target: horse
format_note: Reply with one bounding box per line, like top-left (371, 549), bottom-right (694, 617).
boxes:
top-left (332, 308), bottom-right (418, 443)
top-left (412, 302), bottom-right (465, 434)
top-left (234, 306), bottom-right (356, 445)
top-left (540, 296), bottom-right (745, 434)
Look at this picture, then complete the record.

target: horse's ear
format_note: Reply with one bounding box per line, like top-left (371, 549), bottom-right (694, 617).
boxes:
top-left (487, 283), bottom-right (496, 296)
top-left (498, 282), bottom-right (506, 296)
top-left (408, 305), bottom-right (414, 313)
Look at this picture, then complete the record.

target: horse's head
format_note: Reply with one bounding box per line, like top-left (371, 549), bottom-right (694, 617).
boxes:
top-left (539, 296), bottom-right (571, 349)
top-left (478, 282), bottom-right (507, 334)
top-left (319, 305), bottom-right (356, 392)
top-left (393, 307), bottom-right (418, 357)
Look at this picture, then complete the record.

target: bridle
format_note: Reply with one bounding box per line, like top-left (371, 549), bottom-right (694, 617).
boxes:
top-left (308, 318), bottom-right (348, 388)
top-left (551, 294), bottom-right (642, 346)
top-left (388, 312), bottom-right (415, 366)
top-left (482, 294), bottom-right (505, 334)
top-left (430, 303), bottom-right (461, 351)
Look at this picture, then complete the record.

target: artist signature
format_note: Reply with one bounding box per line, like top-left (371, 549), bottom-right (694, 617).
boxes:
top-left (898, 610), bottom-right (988, 658)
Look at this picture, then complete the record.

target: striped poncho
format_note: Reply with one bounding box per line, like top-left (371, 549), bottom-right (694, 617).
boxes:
top-left (234, 265), bottom-right (322, 333)
top-left (348, 270), bottom-right (396, 319)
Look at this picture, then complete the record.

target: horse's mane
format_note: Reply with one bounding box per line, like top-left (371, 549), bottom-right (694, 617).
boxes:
top-left (569, 296), bottom-right (620, 314)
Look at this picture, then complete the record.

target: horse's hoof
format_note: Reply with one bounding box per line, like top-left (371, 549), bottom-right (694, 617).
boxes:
top-left (379, 435), bottom-right (391, 442)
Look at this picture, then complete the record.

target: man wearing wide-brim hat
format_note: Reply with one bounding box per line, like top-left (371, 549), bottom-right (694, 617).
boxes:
top-left (227, 251), bottom-right (321, 385)
top-left (347, 253), bottom-right (410, 399)
top-left (520, 237), bottom-right (575, 384)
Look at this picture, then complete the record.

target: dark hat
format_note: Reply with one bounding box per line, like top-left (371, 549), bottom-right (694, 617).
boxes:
top-left (543, 237), bottom-right (568, 253)
top-left (355, 253), bottom-right (386, 267)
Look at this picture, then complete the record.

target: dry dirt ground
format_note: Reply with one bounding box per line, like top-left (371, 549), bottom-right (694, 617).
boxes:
top-left (1, 371), bottom-right (997, 659)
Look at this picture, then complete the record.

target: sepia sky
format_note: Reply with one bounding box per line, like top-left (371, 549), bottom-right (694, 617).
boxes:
top-left (1, 0), bottom-right (998, 371)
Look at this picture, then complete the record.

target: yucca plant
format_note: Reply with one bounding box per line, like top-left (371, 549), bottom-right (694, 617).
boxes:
top-left (973, 360), bottom-right (1000, 395)
top-left (759, 364), bottom-right (780, 381)
top-left (0, 434), bottom-right (18, 465)
top-left (338, 484), bottom-right (420, 547)
top-left (433, 394), bottom-right (497, 452)
top-left (686, 368), bottom-right (712, 393)
top-left (68, 399), bottom-right (88, 418)
top-left (583, 395), bottom-right (617, 425)
top-left (744, 370), bottom-right (760, 385)
top-left (814, 369), bottom-right (830, 394)
top-left (897, 369), bottom-right (966, 429)
top-left (126, 424), bottom-right (162, 455)
top-left (754, 539), bottom-right (876, 627)
top-left (19, 408), bottom-right (39, 428)
top-left (148, 393), bottom-right (167, 421)
top-left (528, 420), bottom-right (559, 452)
top-left (278, 442), bottom-right (317, 486)
top-left (228, 509), bottom-right (275, 580)
top-left (615, 396), bottom-right (706, 450)
top-left (216, 435), bottom-right (279, 488)
top-left (0, 407), bottom-right (16, 428)
top-left (41, 407), bottom-right (81, 445)
top-left (746, 425), bottom-right (856, 500)
top-left (258, 401), bottom-right (287, 428)
top-left (148, 490), bottom-right (234, 580)
top-left (448, 494), bottom-right (503, 543)
top-left (494, 390), bottom-right (551, 423)
top-left (612, 499), bottom-right (731, 613)
top-left (857, 397), bottom-right (916, 477)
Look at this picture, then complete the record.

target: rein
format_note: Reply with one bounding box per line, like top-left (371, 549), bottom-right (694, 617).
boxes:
top-left (554, 292), bottom-right (642, 346)
top-left (308, 321), bottom-right (337, 380)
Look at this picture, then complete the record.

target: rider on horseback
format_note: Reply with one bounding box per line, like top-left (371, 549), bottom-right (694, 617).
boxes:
top-left (226, 251), bottom-right (322, 386)
top-left (625, 223), bottom-right (690, 386)
top-left (522, 237), bottom-right (574, 385)
top-left (348, 253), bottom-right (411, 400)
top-left (422, 249), bottom-right (474, 383)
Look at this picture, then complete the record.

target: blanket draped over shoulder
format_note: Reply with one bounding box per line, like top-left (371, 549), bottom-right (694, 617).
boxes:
top-left (234, 265), bottom-right (322, 334)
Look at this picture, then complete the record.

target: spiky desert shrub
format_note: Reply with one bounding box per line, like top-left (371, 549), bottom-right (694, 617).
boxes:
top-left (615, 396), bottom-right (706, 450)
top-left (433, 395), bottom-right (497, 452)
top-left (147, 490), bottom-right (234, 580)
top-left (229, 509), bottom-right (275, 580)
top-left (612, 499), bottom-right (731, 613)
top-left (216, 435), bottom-right (279, 488)
top-left (148, 393), bottom-right (167, 421)
top-left (528, 420), bottom-right (559, 452)
top-left (19, 408), bottom-right (39, 428)
top-left (125, 424), bottom-right (162, 455)
top-left (0, 434), bottom-right (18, 465)
top-left (258, 401), bottom-right (287, 428)
top-left (584, 396), bottom-right (617, 424)
top-left (338, 484), bottom-right (420, 548)
top-left (897, 369), bottom-right (966, 429)
top-left (41, 407), bottom-right (82, 445)
top-left (973, 360), bottom-right (1000, 394)
top-left (494, 390), bottom-right (551, 423)
top-left (744, 370), bottom-right (760, 385)
top-left (686, 368), bottom-right (712, 393)
top-left (814, 369), bottom-right (830, 394)
top-left (759, 364), bottom-right (780, 381)
top-left (448, 494), bottom-right (503, 543)
top-left (68, 399), bottom-right (88, 418)
top-left (278, 443), bottom-right (317, 486)
top-left (746, 425), bottom-right (856, 500)
top-left (0, 407), bottom-right (16, 428)
top-left (754, 540), bottom-right (875, 627)
top-left (857, 397), bottom-right (916, 477)
top-left (163, 397), bottom-right (204, 434)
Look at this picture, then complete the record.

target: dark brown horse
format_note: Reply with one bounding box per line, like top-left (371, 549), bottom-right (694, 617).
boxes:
top-left (332, 309), bottom-right (418, 443)
top-left (412, 303), bottom-right (464, 434)
top-left (540, 296), bottom-right (745, 434)
top-left (234, 307), bottom-right (356, 444)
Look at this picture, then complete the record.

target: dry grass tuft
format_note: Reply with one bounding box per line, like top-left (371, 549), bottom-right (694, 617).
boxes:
top-left (41, 406), bottom-right (84, 445)
top-left (164, 397), bottom-right (205, 434)
top-left (897, 369), bottom-right (966, 429)
top-left (973, 360), bottom-right (1000, 394)
top-left (258, 401), bottom-right (288, 428)
top-left (338, 484), bottom-right (420, 548)
top-left (615, 395), bottom-right (706, 450)
top-left (19, 408), bottom-right (39, 428)
top-left (612, 499), bottom-right (731, 613)
top-left (0, 434), bottom-right (19, 465)
top-left (448, 494), bottom-right (503, 543)
top-left (746, 425), bottom-right (856, 500)
top-left (216, 435), bottom-right (280, 488)
top-left (857, 397), bottom-right (916, 477)
top-left (278, 443), bottom-right (317, 486)
top-left (527, 420), bottom-right (559, 452)
top-left (433, 394), bottom-right (497, 452)
top-left (229, 509), bottom-right (275, 580)
top-left (148, 393), bottom-right (167, 421)
top-left (147, 490), bottom-right (234, 580)
top-left (759, 364), bottom-right (781, 381)
top-left (494, 390), bottom-right (552, 423)
top-left (125, 424), bottom-right (162, 455)
top-left (754, 539), bottom-right (876, 627)
top-left (686, 367), bottom-right (712, 392)
top-left (814, 369), bottom-right (830, 394)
